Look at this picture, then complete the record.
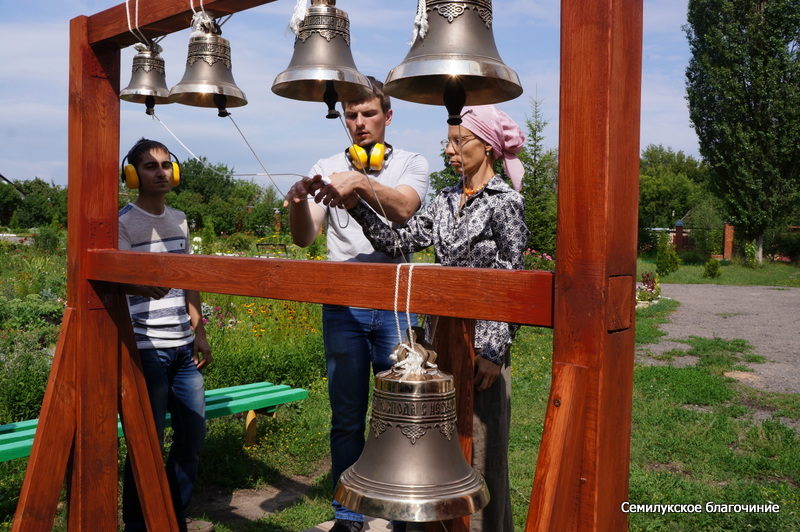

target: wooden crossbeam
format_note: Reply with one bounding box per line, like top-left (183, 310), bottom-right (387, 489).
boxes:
top-left (87, 250), bottom-right (556, 327)
top-left (87, 0), bottom-right (278, 46)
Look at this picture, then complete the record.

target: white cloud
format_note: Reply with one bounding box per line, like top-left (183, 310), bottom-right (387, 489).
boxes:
top-left (3, 0), bottom-right (701, 187)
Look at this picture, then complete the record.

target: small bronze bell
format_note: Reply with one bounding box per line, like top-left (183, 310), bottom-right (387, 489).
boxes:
top-left (271, 0), bottom-right (371, 118)
top-left (169, 11), bottom-right (247, 117)
top-left (384, 0), bottom-right (522, 124)
top-left (335, 330), bottom-right (489, 522)
top-left (120, 42), bottom-right (172, 115)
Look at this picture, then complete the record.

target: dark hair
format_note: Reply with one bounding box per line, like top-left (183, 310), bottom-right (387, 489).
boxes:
top-left (342, 75), bottom-right (391, 113)
top-left (126, 138), bottom-right (170, 169)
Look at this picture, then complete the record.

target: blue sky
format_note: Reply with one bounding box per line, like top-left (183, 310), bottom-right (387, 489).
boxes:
top-left (1, 0), bottom-right (696, 192)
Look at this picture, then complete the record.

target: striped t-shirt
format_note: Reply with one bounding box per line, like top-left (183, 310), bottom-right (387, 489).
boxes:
top-left (118, 203), bottom-right (194, 349)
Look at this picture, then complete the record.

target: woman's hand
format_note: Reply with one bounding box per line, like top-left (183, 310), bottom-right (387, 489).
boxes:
top-left (474, 356), bottom-right (501, 391)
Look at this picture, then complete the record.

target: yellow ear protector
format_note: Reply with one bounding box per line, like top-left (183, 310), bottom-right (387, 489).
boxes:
top-left (120, 151), bottom-right (181, 189)
top-left (346, 143), bottom-right (392, 172)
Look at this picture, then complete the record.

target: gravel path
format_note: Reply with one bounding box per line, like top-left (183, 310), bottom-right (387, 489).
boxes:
top-left (637, 284), bottom-right (800, 394)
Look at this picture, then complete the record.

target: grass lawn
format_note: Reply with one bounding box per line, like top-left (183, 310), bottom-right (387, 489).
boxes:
top-left (637, 257), bottom-right (800, 287)
top-left (183, 297), bottom-right (799, 531)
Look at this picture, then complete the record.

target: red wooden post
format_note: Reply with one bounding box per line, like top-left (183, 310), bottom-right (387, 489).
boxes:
top-left (526, 0), bottom-right (642, 530)
top-left (65, 16), bottom-right (122, 530)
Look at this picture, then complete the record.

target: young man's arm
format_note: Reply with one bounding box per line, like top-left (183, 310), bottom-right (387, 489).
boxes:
top-left (316, 172), bottom-right (421, 222)
top-left (185, 290), bottom-right (212, 369)
top-left (285, 175), bottom-right (327, 247)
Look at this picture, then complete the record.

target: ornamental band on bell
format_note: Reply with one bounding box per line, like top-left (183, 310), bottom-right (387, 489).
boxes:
top-left (428, 0), bottom-right (493, 27)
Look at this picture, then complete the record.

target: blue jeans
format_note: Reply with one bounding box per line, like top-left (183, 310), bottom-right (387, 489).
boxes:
top-left (122, 343), bottom-right (206, 532)
top-left (323, 305), bottom-right (416, 523)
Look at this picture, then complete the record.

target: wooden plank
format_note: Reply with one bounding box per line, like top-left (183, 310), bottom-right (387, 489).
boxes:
top-left (64, 15), bottom-right (122, 531)
top-left (526, 0), bottom-right (642, 529)
top-left (87, 0), bottom-right (279, 47)
top-left (12, 309), bottom-right (77, 532)
top-left (87, 251), bottom-right (555, 327)
top-left (525, 363), bottom-right (587, 531)
top-left (606, 276), bottom-right (634, 332)
top-left (593, 329), bottom-right (635, 530)
top-left (69, 306), bottom-right (120, 531)
top-left (427, 317), bottom-right (475, 532)
top-left (116, 296), bottom-right (180, 532)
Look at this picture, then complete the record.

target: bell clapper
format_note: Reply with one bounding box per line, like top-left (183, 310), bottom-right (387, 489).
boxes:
top-left (323, 80), bottom-right (340, 119)
top-left (214, 93), bottom-right (230, 117)
top-left (444, 78), bottom-right (467, 126)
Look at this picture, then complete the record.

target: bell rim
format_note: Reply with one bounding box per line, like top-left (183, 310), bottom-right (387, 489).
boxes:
top-left (168, 84), bottom-right (248, 107)
top-left (384, 58), bottom-right (523, 106)
top-left (335, 467), bottom-right (489, 522)
top-left (271, 73), bottom-right (372, 103)
top-left (119, 90), bottom-right (172, 104)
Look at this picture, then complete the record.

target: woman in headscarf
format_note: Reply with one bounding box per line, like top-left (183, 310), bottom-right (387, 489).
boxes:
top-left (327, 104), bottom-right (529, 531)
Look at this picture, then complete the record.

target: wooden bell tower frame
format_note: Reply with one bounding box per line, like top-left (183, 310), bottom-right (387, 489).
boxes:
top-left (12, 0), bottom-right (641, 530)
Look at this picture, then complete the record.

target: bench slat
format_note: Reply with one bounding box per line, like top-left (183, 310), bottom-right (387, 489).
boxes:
top-left (0, 382), bottom-right (308, 463)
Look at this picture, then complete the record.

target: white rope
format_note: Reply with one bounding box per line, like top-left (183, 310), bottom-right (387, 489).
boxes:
top-left (289, 0), bottom-right (308, 35)
top-left (391, 263), bottom-right (442, 377)
top-left (125, 0), bottom-right (150, 45)
top-left (411, 0), bottom-right (429, 43)
top-left (226, 114), bottom-right (288, 199)
top-left (151, 112), bottom-right (233, 181)
top-left (393, 263), bottom-right (422, 375)
top-left (152, 112), bottom-right (201, 161)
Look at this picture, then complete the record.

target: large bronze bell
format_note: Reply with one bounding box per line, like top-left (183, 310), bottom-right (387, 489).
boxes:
top-left (169, 11), bottom-right (247, 117)
top-left (120, 42), bottom-right (172, 115)
top-left (384, 0), bottom-right (522, 124)
top-left (335, 333), bottom-right (488, 522)
top-left (271, 0), bottom-right (371, 118)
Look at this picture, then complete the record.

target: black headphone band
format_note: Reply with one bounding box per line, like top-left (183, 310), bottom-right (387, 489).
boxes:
top-left (120, 149), bottom-right (181, 182)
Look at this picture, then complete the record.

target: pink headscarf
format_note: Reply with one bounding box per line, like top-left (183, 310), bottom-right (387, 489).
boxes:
top-left (460, 105), bottom-right (526, 191)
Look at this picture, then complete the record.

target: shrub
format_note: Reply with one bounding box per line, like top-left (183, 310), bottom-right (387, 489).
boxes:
top-left (0, 294), bottom-right (64, 330)
top-left (0, 330), bottom-right (53, 422)
top-left (522, 248), bottom-right (555, 271)
top-left (655, 232), bottom-right (680, 276)
top-left (743, 241), bottom-right (758, 268)
top-left (636, 271), bottom-right (661, 302)
top-left (226, 232), bottom-right (256, 253)
top-left (32, 225), bottom-right (63, 253)
top-left (677, 249), bottom-right (707, 265)
top-left (702, 257), bottom-right (722, 278)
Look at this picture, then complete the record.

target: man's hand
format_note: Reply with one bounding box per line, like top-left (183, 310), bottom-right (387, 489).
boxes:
top-left (474, 356), bottom-right (501, 391)
top-left (283, 175), bottom-right (327, 207)
top-left (125, 284), bottom-right (170, 299)
top-left (192, 328), bottom-right (212, 369)
top-left (312, 171), bottom-right (364, 209)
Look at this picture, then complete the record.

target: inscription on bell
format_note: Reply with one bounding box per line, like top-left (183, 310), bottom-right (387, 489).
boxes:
top-left (373, 397), bottom-right (455, 418)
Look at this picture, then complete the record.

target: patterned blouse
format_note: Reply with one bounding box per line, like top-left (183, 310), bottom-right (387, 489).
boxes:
top-left (348, 175), bottom-right (529, 364)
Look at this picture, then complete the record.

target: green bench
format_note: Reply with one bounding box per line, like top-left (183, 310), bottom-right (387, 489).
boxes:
top-left (0, 381), bottom-right (308, 463)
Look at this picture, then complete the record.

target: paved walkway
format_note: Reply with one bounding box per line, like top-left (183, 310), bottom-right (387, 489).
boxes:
top-left (637, 283), bottom-right (800, 394)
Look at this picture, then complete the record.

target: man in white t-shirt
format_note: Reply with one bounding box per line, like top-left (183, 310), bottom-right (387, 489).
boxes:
top-left (285, 77), bottom-right (429, 532)
top-left (118, 138), bottom-right (213, 532)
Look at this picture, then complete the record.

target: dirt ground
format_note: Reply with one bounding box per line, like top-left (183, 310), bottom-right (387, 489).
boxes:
top-left (196, 283), bottom-right (800, 528)
top-left (637, 284), bottom-right (800, 394)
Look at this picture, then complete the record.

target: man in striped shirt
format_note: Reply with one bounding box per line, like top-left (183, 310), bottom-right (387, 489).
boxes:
top-left (118, 138), bottom-right (213, 532)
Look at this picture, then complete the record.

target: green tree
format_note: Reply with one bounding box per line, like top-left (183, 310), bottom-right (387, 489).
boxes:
top-left (685, 0), bottom-right (800, 262)
top-left (0, 183), bottom-right (22, 227)
top-left (640, 144), bottom-right (709, 187)
top-left (178, 157), bottom-right (235, 204)
top-left (517, 98), bottom-right (558, 256)
top-left (14, 179), bottom-right (67, 228)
